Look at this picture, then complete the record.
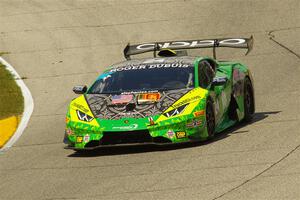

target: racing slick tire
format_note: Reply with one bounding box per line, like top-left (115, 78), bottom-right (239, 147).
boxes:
top-left (243, 77), bottom-right (255, 122)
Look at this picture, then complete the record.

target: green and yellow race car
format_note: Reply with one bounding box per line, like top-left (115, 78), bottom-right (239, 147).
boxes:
top-left (64, 37), bottom-right (255, 150)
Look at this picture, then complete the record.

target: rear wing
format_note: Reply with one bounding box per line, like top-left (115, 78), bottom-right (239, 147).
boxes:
top-left (123, 36), bottom-right (253, 60)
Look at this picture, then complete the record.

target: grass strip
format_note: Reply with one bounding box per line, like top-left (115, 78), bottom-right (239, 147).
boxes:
top-left (0, 62), bottom-right (24, 120)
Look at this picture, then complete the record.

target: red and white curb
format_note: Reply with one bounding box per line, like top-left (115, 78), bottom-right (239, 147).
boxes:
top-left (0, 57), bottom-right (34, 152)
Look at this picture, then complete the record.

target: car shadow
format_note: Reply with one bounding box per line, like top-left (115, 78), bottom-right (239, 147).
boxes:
top-left (211, 110), bottom-right (282, 142)
top-left (68, 111), bottom-right (281, 158)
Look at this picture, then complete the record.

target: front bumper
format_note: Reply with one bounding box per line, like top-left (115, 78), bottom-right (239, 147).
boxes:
top-left (64, 115), bottom-right (207, 150)
top-left (64, 127), bottom-right (206, 150)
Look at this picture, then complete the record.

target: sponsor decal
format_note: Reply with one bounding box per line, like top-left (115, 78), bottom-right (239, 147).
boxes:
top-left (76, 110), bottom-right (94, 122)
top-left (135, 39), bottom-right (246, 50)
top-left (122, 90), bottom-right (159, 95)
top-left (213, 77), bottom-right (227, 84)
top-left (110, 65), bottom-right (146, 72)
top-left (193, 110), bottom-right (205, 117)
top-left (186, 120), bottom-right (202, 128)
top-left (176, 131), bottom-right (187, 139)
top-left (148, 63), bottom-right (189, 69)
top-left (167, 130), bottom-right (175, 138)
top-left (172, 96), bottom-right (201, 108)
top-left (164, 104), bottom-right (187, 118)
top-left (111, 94), bottom-right (133, 104)
top-left (72, 102), bottom-right (89, 113)
top-left (138, 93), bottom-right (161, 104)
top-left (84, 134), bottom-right (90, 143)
top-left (109, 63), bottom-right (191, 72)
top-left (119, 112), bottom-right (139, 116)
top-left (76, 136), bottom-right (83, 143)
top-left (112, 124), bottom-right (138, 130)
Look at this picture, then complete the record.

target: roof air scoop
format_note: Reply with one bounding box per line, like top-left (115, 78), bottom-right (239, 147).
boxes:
top-left (158, 49), bottom-right (177, 57)
top-left (158, 49), bottom-right (188, 57)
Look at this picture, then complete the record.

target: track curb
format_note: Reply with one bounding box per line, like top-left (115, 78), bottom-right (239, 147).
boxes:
top-left (0, 57), bottom-right (34, 152)
top-left (0, 116), bottom-right (19, 148)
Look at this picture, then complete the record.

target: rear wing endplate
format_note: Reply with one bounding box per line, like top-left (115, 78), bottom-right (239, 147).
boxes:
top-left (123, 36), bottom-right (253, 60)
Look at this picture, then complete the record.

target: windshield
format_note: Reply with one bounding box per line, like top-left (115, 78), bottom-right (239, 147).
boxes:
top-left (88, 64), bottom-right (194, 94)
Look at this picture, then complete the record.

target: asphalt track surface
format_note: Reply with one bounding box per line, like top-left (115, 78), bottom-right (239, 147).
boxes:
top-left (0, 0), bottom-right (299, 199)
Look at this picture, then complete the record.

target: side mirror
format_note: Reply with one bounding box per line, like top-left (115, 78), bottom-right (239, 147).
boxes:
top-left (73, 85), bottom-right (87, 94)
top-left (212, 77), bottom-right (228, 87)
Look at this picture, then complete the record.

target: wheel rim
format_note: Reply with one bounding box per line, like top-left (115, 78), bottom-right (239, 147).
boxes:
top-left (206, 103), bottom-right (215, 136)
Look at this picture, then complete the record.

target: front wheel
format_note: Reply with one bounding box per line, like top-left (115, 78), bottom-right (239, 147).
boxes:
top-left (244, 78), bottom-right (255, 122)
top-left (206, 99), bottom-right (215, 138)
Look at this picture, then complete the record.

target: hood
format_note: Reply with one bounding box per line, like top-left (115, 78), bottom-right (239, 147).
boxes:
top-left (85, 88), bottom-right (192, 120)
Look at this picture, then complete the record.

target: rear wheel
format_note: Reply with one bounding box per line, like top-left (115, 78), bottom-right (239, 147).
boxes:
top-left (244, 78), bottom-right (255, 122)
top-left (206, 99), bottom-right (215, 138)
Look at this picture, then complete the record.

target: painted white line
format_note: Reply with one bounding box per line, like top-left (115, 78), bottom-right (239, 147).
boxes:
top-left (0, 57), bottom-right (34, 152)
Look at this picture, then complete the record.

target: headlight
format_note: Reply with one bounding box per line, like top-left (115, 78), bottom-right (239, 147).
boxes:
top-left (163, 104), bottom-right (187, 118)
top-left (76, 110), bottom-right (94, 122)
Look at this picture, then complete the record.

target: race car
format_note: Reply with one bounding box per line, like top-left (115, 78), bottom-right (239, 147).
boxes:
top-left (64, 37), bottom-right (255, 150)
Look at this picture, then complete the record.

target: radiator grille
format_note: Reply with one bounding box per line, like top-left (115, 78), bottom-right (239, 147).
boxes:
top-left (100, 130), bottom-right (153, 145)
